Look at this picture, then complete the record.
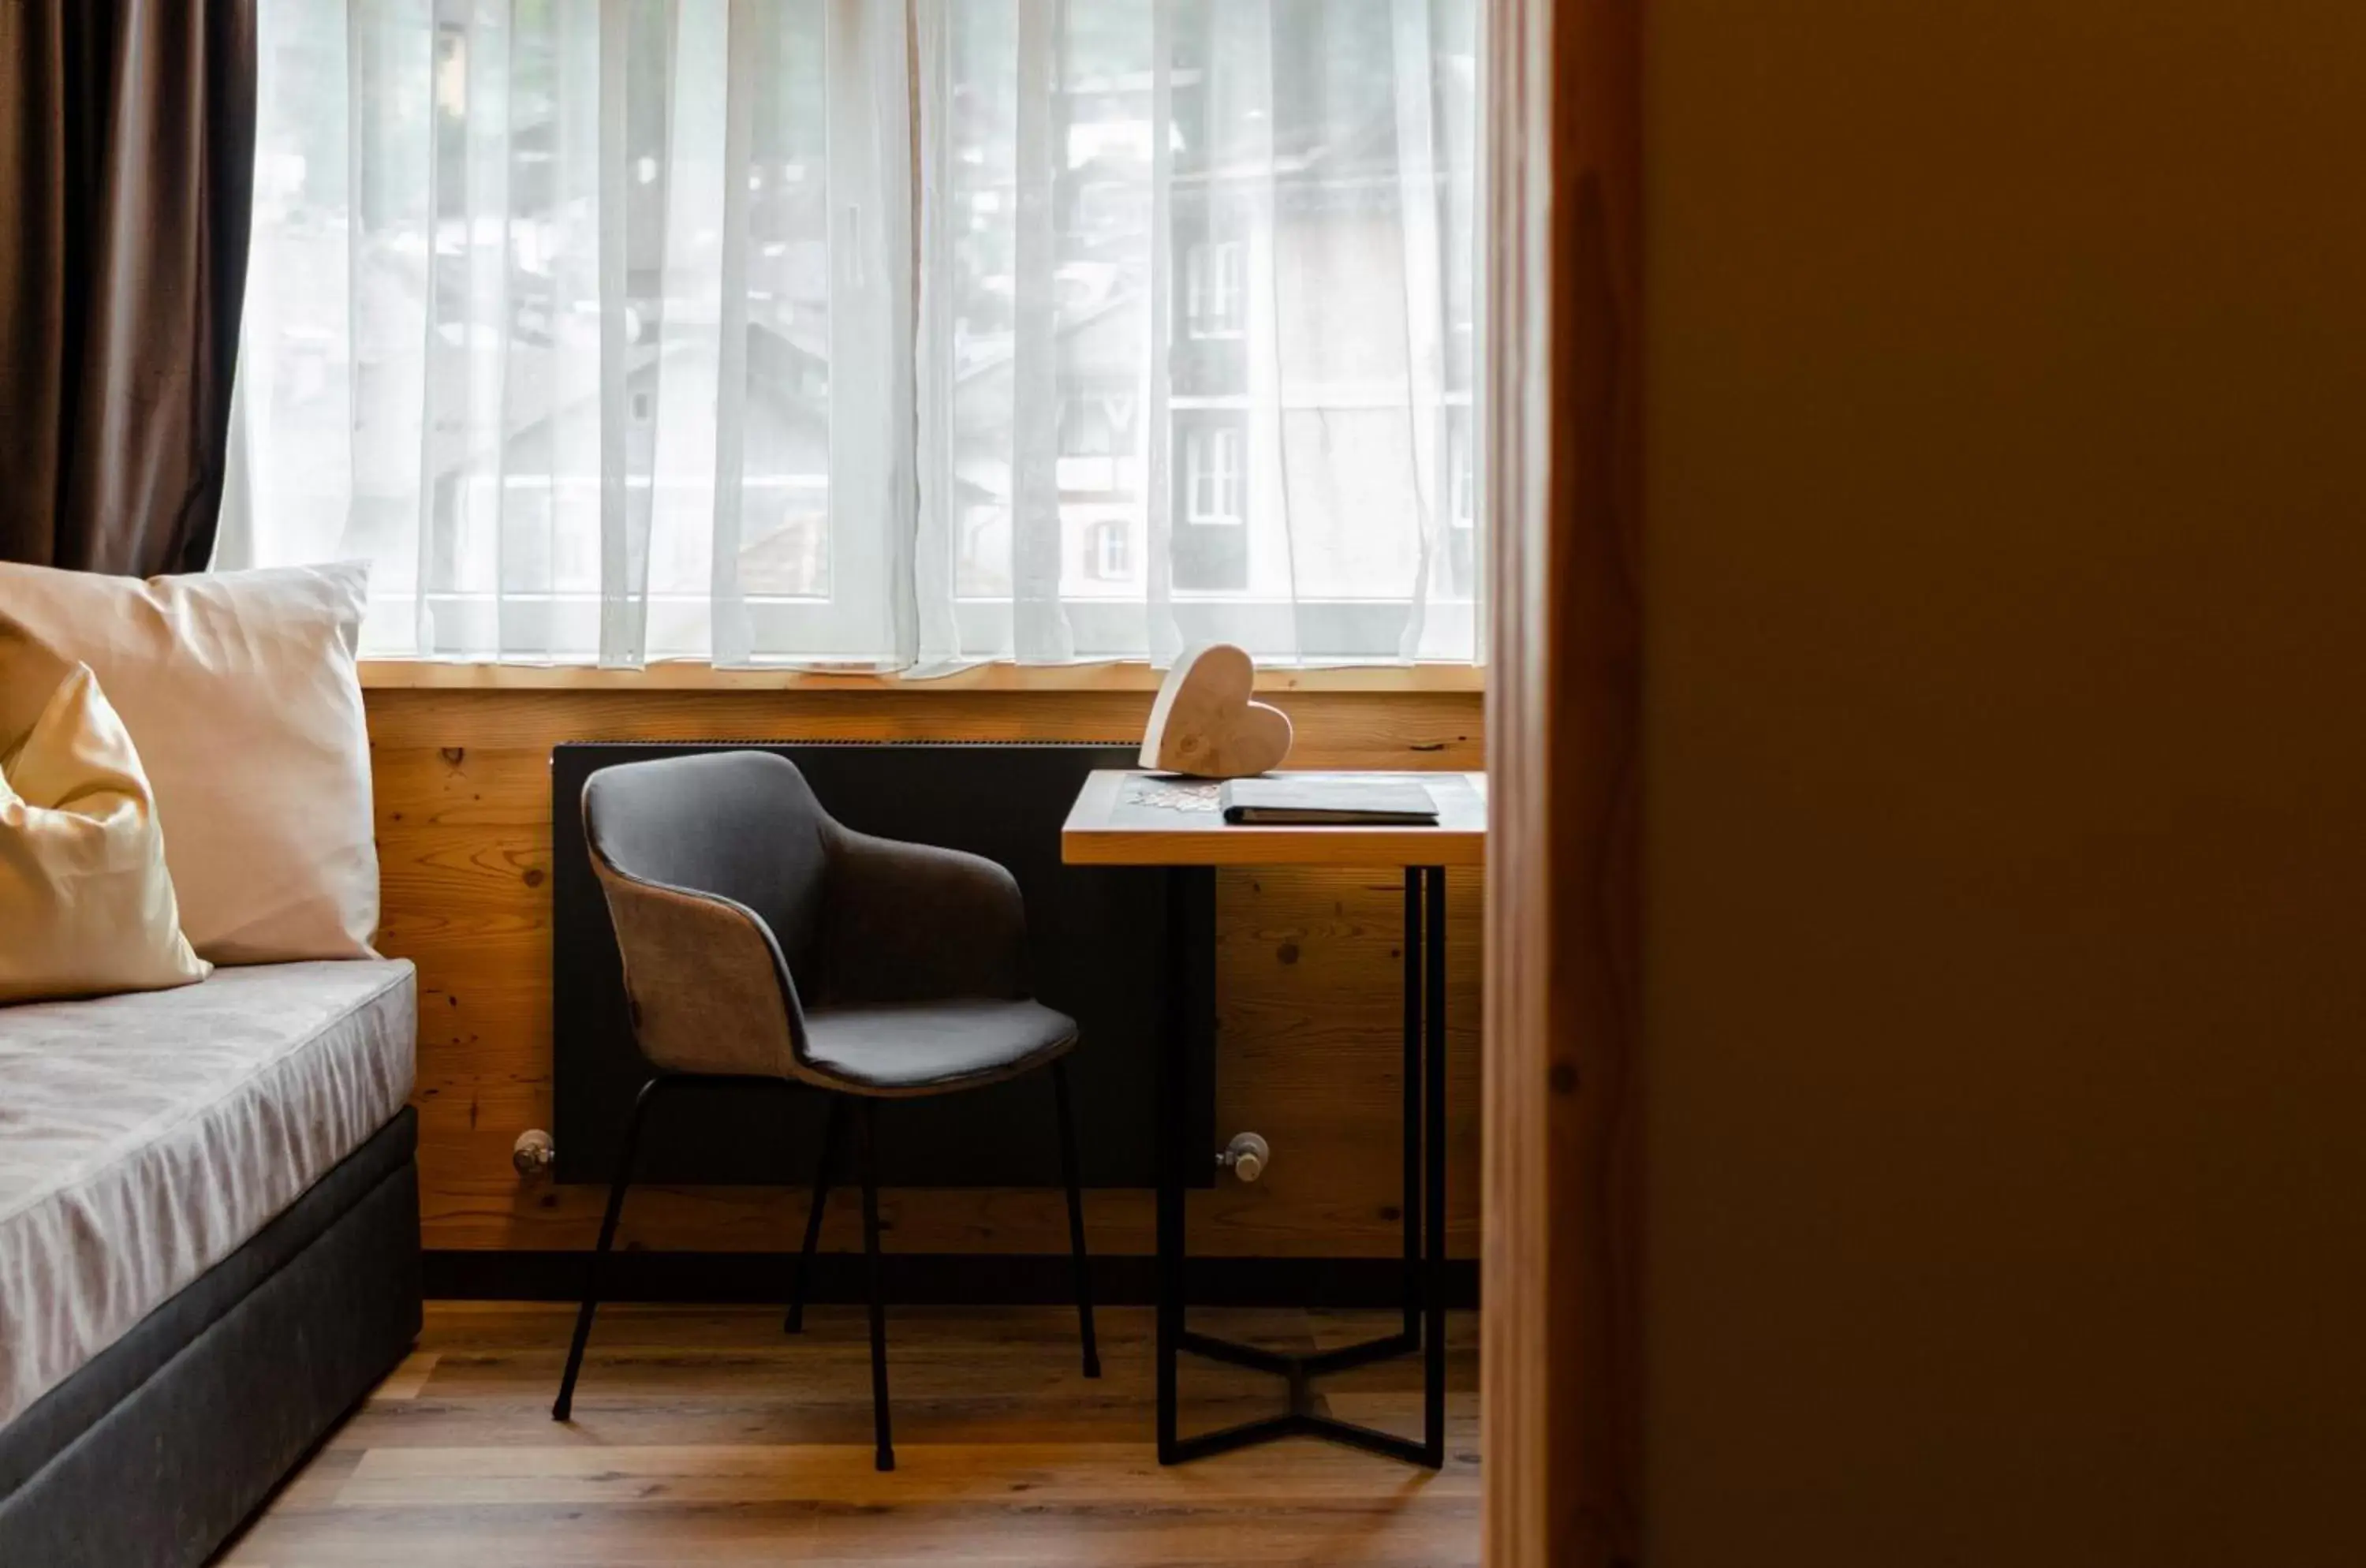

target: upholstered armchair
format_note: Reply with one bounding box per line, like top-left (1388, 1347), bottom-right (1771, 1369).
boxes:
top-left (552, 751), bottom-right (1099, 1471)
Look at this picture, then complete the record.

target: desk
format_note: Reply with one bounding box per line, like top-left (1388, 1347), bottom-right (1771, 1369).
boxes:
top-left (1062, 770), bottom-right (1485, 1468)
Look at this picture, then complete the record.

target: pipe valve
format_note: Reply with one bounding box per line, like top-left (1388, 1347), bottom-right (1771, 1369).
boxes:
top-left (513, 1129), bottom-right (555, 1179)
top-left (1216, 1132), bottom-right (1271, 1183)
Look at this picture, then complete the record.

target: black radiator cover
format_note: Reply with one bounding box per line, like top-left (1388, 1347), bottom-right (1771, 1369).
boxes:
top-left (551, 741), bottom-right (1212, 1190)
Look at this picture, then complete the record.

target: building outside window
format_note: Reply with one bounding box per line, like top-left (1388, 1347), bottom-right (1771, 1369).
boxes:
top-left (1185, 239), bottom-right (1244, 341)
top-left (1175, 419), bottom-right (1249, 592)
top-left (1446, 409), bottom-right (1478, 598)
top-left (1084, 518), bottom-right (1131, 581)
top-left (1184, 425), bottom-right (1245, 526)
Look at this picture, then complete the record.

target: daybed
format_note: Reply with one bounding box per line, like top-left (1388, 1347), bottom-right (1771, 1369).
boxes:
top-left (0, 960), bottom-right (420, 1566)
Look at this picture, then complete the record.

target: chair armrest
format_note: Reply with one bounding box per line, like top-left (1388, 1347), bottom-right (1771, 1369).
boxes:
top-left (595, 861), bottom-right (804, 1078)
top-left (816, 827), bottom-right (1031, 1004)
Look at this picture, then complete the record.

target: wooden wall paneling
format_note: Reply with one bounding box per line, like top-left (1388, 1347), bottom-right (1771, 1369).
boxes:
top-left (367, 689), bottom-right (1483, 1262)
top-left (367, 689), bottom-right (1480, 756)
top-left (1481, 0), bottom-right (1644, 1562)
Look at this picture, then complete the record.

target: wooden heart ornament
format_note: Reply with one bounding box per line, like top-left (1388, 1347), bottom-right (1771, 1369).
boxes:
top-left (1140, 644), bottom-right (1294, 778)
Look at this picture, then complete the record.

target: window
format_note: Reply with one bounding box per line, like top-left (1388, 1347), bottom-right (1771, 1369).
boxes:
top-left (228, 0), bottom-right (1485, 667)
top-left (1185, 240), bottom-right (1244, 341)
top-left (1058, 396), bottom-right (1111, 458)
top-left (1085, 519), bottom-right (1131, 581)
top-left (1056, 390), bottom-right (1136, 498)
top-left (1185, 427), bottom-right (1245, 527)
top-left (1445, 410), bottom-right (1480, 599)
top-left (1448, 415), bottom-right (1477, 534)
top-left (1175, 420), bottom-right (1249, 593)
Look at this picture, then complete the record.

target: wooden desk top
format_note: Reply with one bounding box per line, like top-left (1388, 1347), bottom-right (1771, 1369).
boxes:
top-left (1060, 770), bottom-right (1487, 869)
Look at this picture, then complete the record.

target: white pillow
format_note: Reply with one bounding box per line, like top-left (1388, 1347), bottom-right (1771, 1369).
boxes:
top-left (0, 562), bottom-right (379, 964)
top-left (0, 632), bottom-right (211, 1004)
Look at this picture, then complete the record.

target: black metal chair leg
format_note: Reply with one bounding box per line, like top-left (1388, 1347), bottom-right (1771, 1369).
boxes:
top-left (856, 1097), bottom-right (894, 1471)
top-left (1051, 1058), bottom-right (1102, 1378)
top-left (784, 1096), bottom-right (849, 1334)
top-left (554, 1077), bottom-right (665, 1421)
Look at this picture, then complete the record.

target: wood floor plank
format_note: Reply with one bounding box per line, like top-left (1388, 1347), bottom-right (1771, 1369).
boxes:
top-left (338, 1440), bottom-right (1476, 1506)
top-left (368, 1350), bottom-right (442, 1401)
top-left (218, 1303), bottom-right (1479, 1566)
top-left (227, 1504), bottom-right (1480, 1566)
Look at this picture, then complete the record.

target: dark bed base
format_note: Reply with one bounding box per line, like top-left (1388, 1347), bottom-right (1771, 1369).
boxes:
top-left (0, 1108), bottom-right (421, 1568)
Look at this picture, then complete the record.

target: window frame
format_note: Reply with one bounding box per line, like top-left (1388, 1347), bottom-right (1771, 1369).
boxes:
top-left (1183, 425), bottom-right (1246, 528)
top-left (1084, 517), bottom-right (1133, 581)
top-left (1184, 238), bottom-right (1246, 342)
top-left (241, 0), bottom-right (1487, 675)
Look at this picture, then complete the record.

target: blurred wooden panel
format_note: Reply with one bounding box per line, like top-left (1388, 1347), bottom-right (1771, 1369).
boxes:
top-left (368, 688), bottom-right (1483, 1260)
top-left (1482, 0), bottom-right (1644, 1559)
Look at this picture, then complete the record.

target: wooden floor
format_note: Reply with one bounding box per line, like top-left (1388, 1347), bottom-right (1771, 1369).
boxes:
top-left (219, 1302), bottom-right (1480, 1566)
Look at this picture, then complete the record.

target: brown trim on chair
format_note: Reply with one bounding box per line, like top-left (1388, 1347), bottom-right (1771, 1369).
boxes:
top-left (1482, 0), bottom-right (1644, 1564)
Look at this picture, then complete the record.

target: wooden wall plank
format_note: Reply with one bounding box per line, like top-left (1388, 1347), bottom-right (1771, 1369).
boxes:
top-left (367, 688), bottom-right (1483, 1261)
top-left (366, 689), bottom-right (1479, 759)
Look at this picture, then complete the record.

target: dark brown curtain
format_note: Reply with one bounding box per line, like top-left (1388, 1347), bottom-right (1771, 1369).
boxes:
top-left (0, 0), bottom-right (256, 574)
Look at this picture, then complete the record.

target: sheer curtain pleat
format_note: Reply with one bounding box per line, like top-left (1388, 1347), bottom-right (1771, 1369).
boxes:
top-left (1140, 1), bottom-right (1185, 666)
top-left (816, 0), bottom-right (919, 667)
top-left (594, 0), bottom-right (644, 666)
top-left (1389, 0), bottom-right (1449, 659)
top-left (911, 0), bottom-right (964, 668)
top-left (229, 0), bottom-right (1480, 668)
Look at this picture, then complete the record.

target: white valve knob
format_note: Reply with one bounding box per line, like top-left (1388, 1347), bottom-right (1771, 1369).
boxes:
top-left (1218, 1132), bottom-right (1271, 1183)
top-left (513, 1129), bottom-right (555, 1178)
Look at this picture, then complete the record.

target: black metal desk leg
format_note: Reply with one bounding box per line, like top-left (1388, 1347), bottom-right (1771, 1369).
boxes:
top-left (1424, 866), bottom-right (1450, 1465)
top-left (1403, 868), bottom-right (1424, 1345)
top-left (1158, 863), bottom-right (1439, 1471)
top-left (1156, 867), bottom-right (1216, 1465)
top-left (1156, 868), bottom-right (1188, 1463)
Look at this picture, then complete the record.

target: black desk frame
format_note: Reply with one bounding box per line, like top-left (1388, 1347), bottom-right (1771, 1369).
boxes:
top-left (1157, 864), bottom-right (1448, 1469)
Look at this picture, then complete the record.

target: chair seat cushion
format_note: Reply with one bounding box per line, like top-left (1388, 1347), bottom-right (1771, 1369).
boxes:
top-left (798, 999), bottom-right (1078, 1093)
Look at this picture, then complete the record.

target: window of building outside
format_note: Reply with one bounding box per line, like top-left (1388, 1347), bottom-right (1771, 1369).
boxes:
top-left (1185, 240), bottom-right (1245, 341)
top-left (1185, 426), bottom-right (1245, 526)
top-left (1085, 518), bottom-right (1131, 581)
top-left (1446, 409), bottom-right (1478, 598)
top-left (1174, 418), bottom-right (1250, 592)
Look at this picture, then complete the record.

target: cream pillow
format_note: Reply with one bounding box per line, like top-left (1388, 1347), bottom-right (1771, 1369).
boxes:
top-left (0, 562), bottom-right (379, 964)
top-left (0, 632), bottom-right (211, 1004)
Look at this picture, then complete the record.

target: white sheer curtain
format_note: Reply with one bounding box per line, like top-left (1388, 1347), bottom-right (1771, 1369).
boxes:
top-left (226, 0), bottom-right (1482, 668)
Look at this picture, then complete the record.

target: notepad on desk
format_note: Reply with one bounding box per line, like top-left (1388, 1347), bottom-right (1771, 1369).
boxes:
top-left (1219, 775), bottom-right (1441, 826)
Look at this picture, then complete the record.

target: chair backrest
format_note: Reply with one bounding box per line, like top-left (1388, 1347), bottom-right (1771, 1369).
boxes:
top-left (584, 751), bottom-right (832, 964)
top-left (580, 751), bottom-right (833, 1078)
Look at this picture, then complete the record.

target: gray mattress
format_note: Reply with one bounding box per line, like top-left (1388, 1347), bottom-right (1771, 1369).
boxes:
top-left (0, 961), bottom-right (423, 1566)
top-left (0, 961), bottom-right (416, 1427)
top-left (0, 1110), bottom-right (420, 1566)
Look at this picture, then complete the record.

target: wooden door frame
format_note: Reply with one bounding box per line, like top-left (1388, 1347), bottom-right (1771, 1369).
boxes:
top-left (1480, 0), bottom-right (1644, 1564)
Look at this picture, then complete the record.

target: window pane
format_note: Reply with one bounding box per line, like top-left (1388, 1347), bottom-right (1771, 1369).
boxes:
top-left (932, 0), bottom-right (1482, 662)
top-left (233, 0), bottom-right (1484, 667)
